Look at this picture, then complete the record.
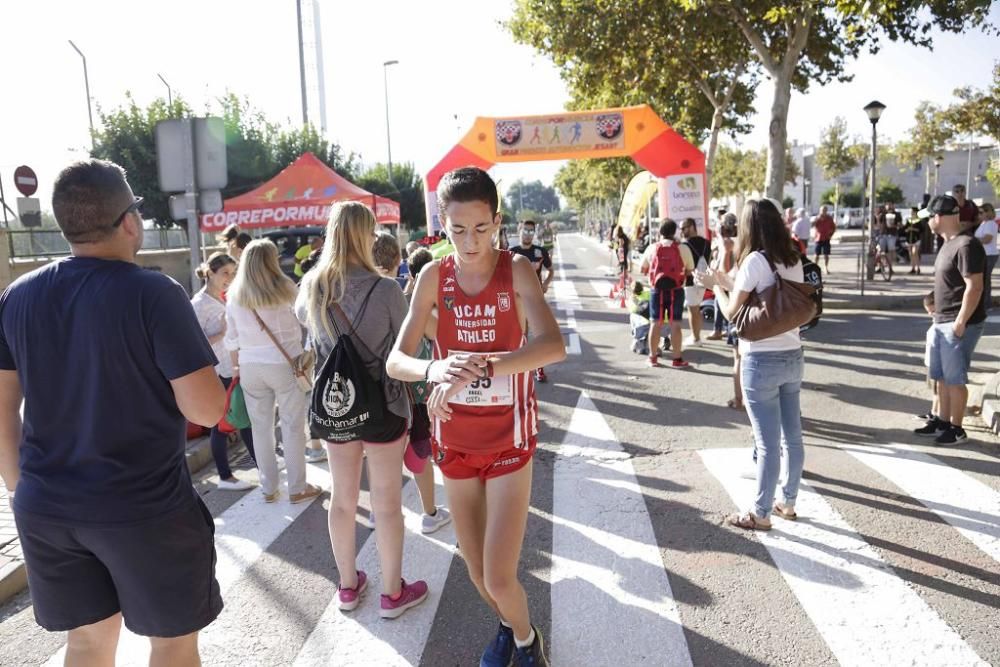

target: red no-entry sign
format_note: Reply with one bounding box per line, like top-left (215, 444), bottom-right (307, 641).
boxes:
top-left (14, 166), bottom-right (38, 197)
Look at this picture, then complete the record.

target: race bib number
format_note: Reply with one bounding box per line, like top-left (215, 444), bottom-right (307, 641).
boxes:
top-left (447, 351), bottom-right (513, 406)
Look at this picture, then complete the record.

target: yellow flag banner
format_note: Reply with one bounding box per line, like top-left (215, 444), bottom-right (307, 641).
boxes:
top-left (616, 171), bottom-right (659, 239)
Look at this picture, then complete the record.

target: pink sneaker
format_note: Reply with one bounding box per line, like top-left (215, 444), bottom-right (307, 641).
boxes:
top-left (337, 570), bottom-right (367, 611)
top-left (379, 578), bottom-right (429, 619)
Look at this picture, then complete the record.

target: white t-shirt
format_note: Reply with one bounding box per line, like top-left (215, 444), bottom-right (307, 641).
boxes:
top-left (792, 216), bottom-right (811, 241)
top-left (974, 218), bottom-right (999, 257)
top-left (732, 251), bottom-right (804, 354)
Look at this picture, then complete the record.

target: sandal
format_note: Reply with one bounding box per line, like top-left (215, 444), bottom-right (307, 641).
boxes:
top-left (773, 503), bottom-right (797, 520)
top-left (726, 398), bottom-right (744, 410)
top-left (727, 511), bottom-right (771, 531)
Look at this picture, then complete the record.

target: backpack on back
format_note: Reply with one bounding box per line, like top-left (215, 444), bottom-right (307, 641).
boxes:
top-left (309, 280), bottom-right (407, 444)
top-left (649, 242), bottom-right (686, 290)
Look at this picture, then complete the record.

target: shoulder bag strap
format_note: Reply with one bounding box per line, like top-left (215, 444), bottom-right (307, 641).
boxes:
top-left (251, 308), bottom-right (298, 371)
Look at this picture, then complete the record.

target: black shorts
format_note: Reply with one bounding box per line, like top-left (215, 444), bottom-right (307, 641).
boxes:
top-left (15, 497), bottom-right (222, 637)
top-left (649, 282), bottom-right (685, 323)
top-left (815, 240), bottom-right (831, 256)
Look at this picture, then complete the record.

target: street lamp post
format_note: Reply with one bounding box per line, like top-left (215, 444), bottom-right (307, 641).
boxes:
top-left (68, 40), bottom-right (95, 151)
top-left (383, 60), bottom-right (399, 184)
top-left (863, 100), bottom-right (885, 282)
top-left (157, 73), bottom-right (173, 107)
top-left (934, 155), bottom-right (943, 195)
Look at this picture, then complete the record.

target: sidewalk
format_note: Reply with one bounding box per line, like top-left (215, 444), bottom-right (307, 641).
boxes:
top-left (0, 434), bottom-right (221, 606)
top-left (822, 237), bottom-right (938, 311)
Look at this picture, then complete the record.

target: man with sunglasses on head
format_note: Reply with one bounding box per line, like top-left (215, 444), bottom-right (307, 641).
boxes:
top-left (0, 160), bottom-right (226, 666)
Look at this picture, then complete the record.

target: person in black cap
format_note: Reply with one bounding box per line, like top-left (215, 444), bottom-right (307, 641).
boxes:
top-left (914, 194), bottom-right (986, 445)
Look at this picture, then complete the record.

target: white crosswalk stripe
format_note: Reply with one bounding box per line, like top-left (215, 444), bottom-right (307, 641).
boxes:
top-left (699, 448), bottom-right (988, 667)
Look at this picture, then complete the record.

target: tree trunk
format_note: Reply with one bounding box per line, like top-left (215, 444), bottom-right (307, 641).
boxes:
top-left (705, 107), bottom-right (724, 201)
top-left (765, 70), bottom-right (793, 200)
top-left (924, 157), bottom-right (931, 196)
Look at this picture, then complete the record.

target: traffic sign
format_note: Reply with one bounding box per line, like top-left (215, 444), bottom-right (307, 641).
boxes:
top-left (14, 166), bottom-right (38, 197)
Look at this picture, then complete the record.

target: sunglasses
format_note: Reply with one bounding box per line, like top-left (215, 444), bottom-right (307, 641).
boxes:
top-left (112, 197), bottom-right (144, 228)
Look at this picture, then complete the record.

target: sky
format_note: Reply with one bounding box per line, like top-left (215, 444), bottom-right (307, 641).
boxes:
top-left (1, 0), bottom-right (998, 214)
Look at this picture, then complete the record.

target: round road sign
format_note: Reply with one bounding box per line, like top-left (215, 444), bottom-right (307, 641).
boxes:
top-left (14, 166), bottom-right (38, 197)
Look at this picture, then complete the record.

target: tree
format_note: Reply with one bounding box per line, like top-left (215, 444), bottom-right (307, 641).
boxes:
top-left (505, 179), bottom-right (560, 218)
top-left (876, 180), bottom-right (904, 204)
top-left (356, 162), bottom-right (426, 232)
top-left (553, 158), bottom-right (635, 210)
top-left (710, 144), bottom-right (800, 198)
top-left (679, 0), bottom-right (994, 200)
top-left (92, 93), bottom-right (193, 227)
top-left (509, 0), bottom-right (759, 199)
top-left (91, 92), bottom-right (357, 228)
top-left (815, 117), bottom-right (859, 217)
top-left (946, 60), bottom-right (1000, 193)
top-left (893, 102), bottom-right (953, 195)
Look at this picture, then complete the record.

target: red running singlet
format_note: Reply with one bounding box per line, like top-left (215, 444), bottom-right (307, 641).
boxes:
top-left (433, 251), bottom-right (537, 453)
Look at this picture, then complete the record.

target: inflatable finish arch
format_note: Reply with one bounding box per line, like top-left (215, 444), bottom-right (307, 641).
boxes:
top-left (424, 104), bottom-right (707, 236)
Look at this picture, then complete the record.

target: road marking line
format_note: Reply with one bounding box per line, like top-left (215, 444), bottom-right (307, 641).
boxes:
top-left (565, 333), bottom-right (581, 355)
top-left (552, 392), bottom-right (692, 666)
top-left (44, 463), bottom-right (332, 666)
top-left (292, 468), bottom-right (457, 667)
top-left (842, 443), bottom-right (1000, 565)
top-left (699, 448), bottom-right (987, 667)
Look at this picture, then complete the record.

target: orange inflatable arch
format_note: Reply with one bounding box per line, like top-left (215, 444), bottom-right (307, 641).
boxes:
top-left (424, 104), bottom-right (708, 236)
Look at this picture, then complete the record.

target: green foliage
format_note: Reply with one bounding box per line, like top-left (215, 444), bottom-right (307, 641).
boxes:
top-left (816, 117), bottom-right (859, 181)
top-left (92, 92), bottom-right (358, 228)
top-left (819, 187), bottom-right (838, 205)
top-left (356, 162), bottom-right (426, 232)
top-left (876, 179), bottom-right (904, 204)
top-left (553, 158), bottom-right (635, 209)
top-left (945, 60), bottom-right (1000, 143)
top-left (782, 195), bottom-right (795, 209)
top-left (711, 145), bottom-right (800, 197)
top-left (504, 180), bottom-right (560, 218)
top-left (841, 184), bottom-right (864, 208)
top-left (893, 102), bottom-right (952, 181)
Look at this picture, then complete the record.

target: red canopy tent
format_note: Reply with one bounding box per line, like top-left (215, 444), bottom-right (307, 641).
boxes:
top-left (199, 152), bottom-right (400, 231)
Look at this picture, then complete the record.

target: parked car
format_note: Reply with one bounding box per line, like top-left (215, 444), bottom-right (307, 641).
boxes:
top-left (263, 227), bottom-right (325, 279)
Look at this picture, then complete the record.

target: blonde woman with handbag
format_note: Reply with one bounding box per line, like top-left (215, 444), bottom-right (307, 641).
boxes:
top-left (225, 239), bottom-right (321, 504)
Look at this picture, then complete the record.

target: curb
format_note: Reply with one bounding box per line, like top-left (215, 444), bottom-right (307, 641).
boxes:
top-left (977, 371), bottom-right (1000, 435)
top-left (0, 435), bottom-right (218, 607)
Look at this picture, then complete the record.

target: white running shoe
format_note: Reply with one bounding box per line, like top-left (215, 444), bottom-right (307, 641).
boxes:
top-left (305, 448), bottom-right (328, 463)
top-left (217, 477), bottom-right (255, 491)
top-left (684, 336), bottom-right (701, 347)
top-left (421, 507), bottom-right (453, 534)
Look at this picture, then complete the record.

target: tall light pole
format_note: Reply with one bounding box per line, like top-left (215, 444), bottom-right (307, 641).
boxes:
top-left (157, 73), bottom-right (173, 107)
top-left (863, 100), bottom-right (885, 281)
top-left (296, 0), bottom-right (308, 126)
top-left (383, 60), bottom-right (399, 184)
top-left (68, 40), bottom-right (94, 151)
top-left (934, 154), bottom-right (944, 195)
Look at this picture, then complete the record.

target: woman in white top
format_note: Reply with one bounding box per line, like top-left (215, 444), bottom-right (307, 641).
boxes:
top-left (701, 198), bottom-right (805, 531)
top-left (974, 203), bottom-right (998, 310)
top-left (191, 252), bottom-right (256, 491)
top-left (225, 240), bottom-right (321, 504)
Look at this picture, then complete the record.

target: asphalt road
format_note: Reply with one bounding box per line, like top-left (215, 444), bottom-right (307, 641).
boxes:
top-left (1, 233), bottom-right (998, 666)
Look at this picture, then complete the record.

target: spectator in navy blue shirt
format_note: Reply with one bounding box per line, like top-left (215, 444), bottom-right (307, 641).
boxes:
top-left (0, 160), bottom-right (226, 666)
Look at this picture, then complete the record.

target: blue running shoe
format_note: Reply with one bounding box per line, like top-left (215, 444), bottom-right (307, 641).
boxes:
top-left (480, 623), bottom-right (515, 667)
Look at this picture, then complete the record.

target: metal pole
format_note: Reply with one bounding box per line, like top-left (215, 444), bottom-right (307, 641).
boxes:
top-left (860, 153), bottom-right (867, 296)
top-left (934, 163), bottom-right (940, 195)
top-left (966, 135), bottom-right (974, 193)
top-left (68, 40), bottom-right (95, 151)
top-left (383, 61), bottom-right (398, 184)
top-left (867, 121), bottom-right (878, 281)
top-left (182, 119), bottom-right (201, 293)
top-left (0, 174), bottom-right (8, 226)
top-left (157, 74), bottom-right (172, 107)
top-left (296, 0), bottom-right (308, 126)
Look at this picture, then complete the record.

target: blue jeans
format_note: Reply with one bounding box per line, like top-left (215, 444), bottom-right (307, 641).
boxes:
top-left (210, 376), bottom-right (256, 479)
top-left (741, 348), bottom-right (805, 518)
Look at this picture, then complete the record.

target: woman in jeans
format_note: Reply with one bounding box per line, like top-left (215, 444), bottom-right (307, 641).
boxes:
top-left (191, 252), bottom-right (256, 491)
top-left (225, 240), bottom-right (321, 505)
top-left (296, 202), bottom-right (428, 618)
top-left (701, 198), bottom-right (805, 530)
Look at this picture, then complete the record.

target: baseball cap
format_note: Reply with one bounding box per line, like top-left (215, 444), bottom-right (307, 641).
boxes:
top-left (917, 194), bottom-right (960, 218)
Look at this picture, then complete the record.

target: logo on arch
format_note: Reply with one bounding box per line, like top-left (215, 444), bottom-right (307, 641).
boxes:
top-left (595, 113), bottom-right (623, 140)
top-left (495, 121), bottom-right (522, 146)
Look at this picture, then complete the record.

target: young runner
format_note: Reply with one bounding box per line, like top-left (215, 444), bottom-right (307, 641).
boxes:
top-left (509, 219), bottom-right (555, 383)
top-left (387, 167), bottom-right (565, 666)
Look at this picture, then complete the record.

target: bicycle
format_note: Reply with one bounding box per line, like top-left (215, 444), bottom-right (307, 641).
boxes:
top-left (873, 237), bottom-right (892, 282)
